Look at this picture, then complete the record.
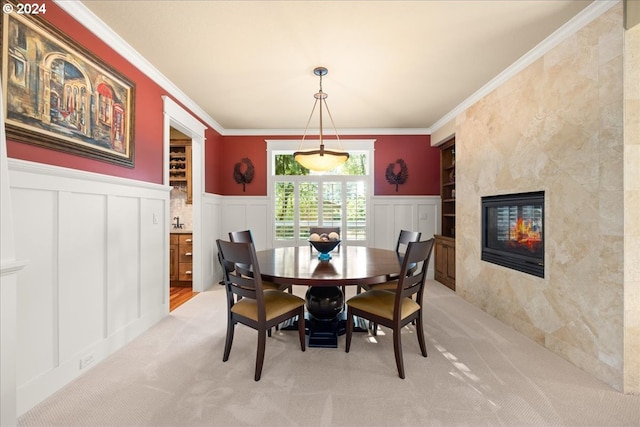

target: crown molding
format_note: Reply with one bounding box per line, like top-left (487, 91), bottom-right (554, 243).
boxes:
top-left (430, 0), bottom-right (620, 133)
top-left (55, 0), bottom-right (617, 138)
top-left (223, 127), bottom-right (431, 136)
top-left (53, 0), bottom-right (225, 135)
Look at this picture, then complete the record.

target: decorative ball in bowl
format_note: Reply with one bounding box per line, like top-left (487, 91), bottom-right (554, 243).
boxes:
top-left (309, 232), bottom-right (341, 260)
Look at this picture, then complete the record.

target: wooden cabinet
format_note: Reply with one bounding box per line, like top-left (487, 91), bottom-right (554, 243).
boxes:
top-left (434, 235), bottom-right (455, 291)
top-left (435, 137), bottom-right (456, 290)
top-left (169, 140), bottom-right (192, 204)
top-left (170, 233), bottom-right (193, 286)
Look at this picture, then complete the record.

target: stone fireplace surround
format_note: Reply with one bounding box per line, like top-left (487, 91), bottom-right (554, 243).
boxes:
top-left (453, 3), bottom-right (637, 392)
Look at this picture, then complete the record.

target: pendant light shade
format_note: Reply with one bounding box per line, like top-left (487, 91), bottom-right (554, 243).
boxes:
top-left (294, 67), bottom-right (349, 171)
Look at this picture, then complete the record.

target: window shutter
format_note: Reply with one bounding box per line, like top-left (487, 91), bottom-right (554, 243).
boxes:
top-left (275, 182), bottom-right (295, 240)
top-left (346, 181), bottom-right (367, 240)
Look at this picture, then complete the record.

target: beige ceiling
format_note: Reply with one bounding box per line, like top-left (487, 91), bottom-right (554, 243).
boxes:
top-left (79, 1), bottom-right (593, 133)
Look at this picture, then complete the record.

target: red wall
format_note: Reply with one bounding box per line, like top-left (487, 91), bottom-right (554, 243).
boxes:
top-left (4, 1), bottom-right (212, 185)
top-left (5, 2), bottom-right (440, 197)
top-left (204, 128), bottom-right (224, 194)
top-left (218, 134), bottom-right (440, 196)
top-left (373, 135), bottom-right (439, 195)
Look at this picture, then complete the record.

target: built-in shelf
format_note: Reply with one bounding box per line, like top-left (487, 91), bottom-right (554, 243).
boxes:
top-left (170, 139), bottom-right (192, 204)
top-left (435, 137), bottom-right (456, 291)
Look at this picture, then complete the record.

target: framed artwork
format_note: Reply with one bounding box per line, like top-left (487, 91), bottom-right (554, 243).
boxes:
top-left (1, 5), bottom-right (135, 167)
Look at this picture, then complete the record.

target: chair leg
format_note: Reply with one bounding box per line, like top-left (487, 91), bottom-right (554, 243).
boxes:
top-left (223, 320), bottom-right (235, 362)
top-left (297, 309), bottom-right (306, 351)
top-left (255, 329), bottom-right (266, 381)
top-left (415, 313), bottom-right (428, 357)
top-left (393, 326), bottom-right (405, 379)
top-left (345, 307), bottom-right (353, 353)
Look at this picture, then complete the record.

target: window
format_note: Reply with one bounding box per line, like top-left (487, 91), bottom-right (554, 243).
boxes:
top-left (268, 140), bottom-right (374, 247)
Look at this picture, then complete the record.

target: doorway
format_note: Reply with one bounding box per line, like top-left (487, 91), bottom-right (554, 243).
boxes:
top-left (169, 128), bottom-right (196, 311)
top-left (163, 96), bottom-right (206, 312)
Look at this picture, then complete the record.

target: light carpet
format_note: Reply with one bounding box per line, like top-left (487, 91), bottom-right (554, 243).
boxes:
top-left (18, 281), bottom-right (640, 426)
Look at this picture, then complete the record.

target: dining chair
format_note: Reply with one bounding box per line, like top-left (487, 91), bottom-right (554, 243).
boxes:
top-left (229, 230), bottom-right (292, 293)
top-left (345, 238), bottom-right (435, 379)
top-left (217, 239), bottom-right (306, 381)
top-left (360, 229), bottom-right (422, 294)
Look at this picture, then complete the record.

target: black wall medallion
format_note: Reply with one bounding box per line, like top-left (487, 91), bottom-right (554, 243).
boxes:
top-left (385, 158), bottom-right (408, 192)
top-left (233, 157), bottom-right (255, 192)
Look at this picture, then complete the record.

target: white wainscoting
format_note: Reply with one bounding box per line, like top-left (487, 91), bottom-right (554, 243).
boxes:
top-left (371, 196), bottom-right (441, 277)
top-left (218, 196), bottom-right (271, 250)
top-left (8, 160), bottom-right (170, 415)
top-left (370, 196), bottom-right (441, 248)
top-left (8, 169), bottom-right (440, 416)
top-left (202, 193), bottom-right (224, 287)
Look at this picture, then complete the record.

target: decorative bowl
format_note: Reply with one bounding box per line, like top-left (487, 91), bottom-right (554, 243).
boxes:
top-left (309, 239), bottom-right (341, 260)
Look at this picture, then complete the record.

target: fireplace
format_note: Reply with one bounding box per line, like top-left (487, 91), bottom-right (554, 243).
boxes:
top-left (481, 191), bottom-right (544, 277)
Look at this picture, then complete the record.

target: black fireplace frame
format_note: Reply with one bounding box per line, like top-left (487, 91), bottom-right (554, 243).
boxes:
top-left (481, 191), bottom-right (544, 278)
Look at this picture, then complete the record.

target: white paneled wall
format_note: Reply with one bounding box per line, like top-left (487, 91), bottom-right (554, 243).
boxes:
top-left (202, 193), bottom-right (224, 287)
top-left (218, 196), bottom-right (271, 250)
top-left (371, 196), bottom-right (440, 276)
top-left (8, 164), bottom-right (440, 416)
top-left (370, 196), bottom-right (440, 245)
top-left (9, 160), bottom-right (169, 415)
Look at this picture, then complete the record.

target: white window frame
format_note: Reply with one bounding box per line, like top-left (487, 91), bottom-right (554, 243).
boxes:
top-left (266, 139), bottom-right (375, 248)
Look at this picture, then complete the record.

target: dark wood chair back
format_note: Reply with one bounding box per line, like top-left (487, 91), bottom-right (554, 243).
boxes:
top-left (396, 230), bottom-right (422, 276)
top-left (396, 229), bottom-right (422, 255)
top-left (229, 229), bottom-right (253, 244)
top-left (394, 238), bottom-right (434, 308)
top-left (217, 239), bottom-right (265, 308)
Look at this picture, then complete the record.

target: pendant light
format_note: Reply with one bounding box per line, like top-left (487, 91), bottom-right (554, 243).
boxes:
top-left (293, 67), bottom-right (349, 171)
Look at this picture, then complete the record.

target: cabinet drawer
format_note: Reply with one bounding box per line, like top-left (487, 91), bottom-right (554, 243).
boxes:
top-left (179, 234), bottom-right (193, 245)
top-left (179, 263), bottom-right (193, 281)
top-left (179, 250), bottom-right (193, 262)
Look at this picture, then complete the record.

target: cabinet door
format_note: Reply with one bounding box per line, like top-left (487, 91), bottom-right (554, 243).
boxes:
top-left (435, 240), bottom-right (446, 278)
top-left (169, 244), bottom-right (178, 281)
top-left (446, 244), bottom-right (456, 281)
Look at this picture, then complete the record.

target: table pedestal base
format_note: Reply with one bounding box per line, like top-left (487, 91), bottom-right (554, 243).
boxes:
top-left (306, 312), bottom-right (369, 348)
top-left (281, 311), bottom-right (369, 348)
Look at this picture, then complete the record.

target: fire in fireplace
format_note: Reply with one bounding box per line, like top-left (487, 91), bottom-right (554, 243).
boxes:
top-left (481, 191), bottom-right (544, 277)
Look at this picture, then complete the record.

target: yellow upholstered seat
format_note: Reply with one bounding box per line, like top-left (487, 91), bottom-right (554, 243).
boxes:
top-left (345, 289), bottom-right (420, 321)
top-left (231, 290), bottom-right (306, 322)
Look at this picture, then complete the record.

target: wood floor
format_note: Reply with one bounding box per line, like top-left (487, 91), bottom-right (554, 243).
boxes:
top-left (170, 286), bottom-right (198, 312)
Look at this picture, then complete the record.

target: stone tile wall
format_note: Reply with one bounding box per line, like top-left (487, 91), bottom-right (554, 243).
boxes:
top-left (623, 16), bottom-right (640, 393)
top-left (455, 4), bottom-right (627, 390)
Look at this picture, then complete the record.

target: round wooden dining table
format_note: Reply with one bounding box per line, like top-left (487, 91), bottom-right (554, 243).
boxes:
top-left (255, 245), bottom-right (403, 287)
top-left (255, 245), bottom-right (403, 347)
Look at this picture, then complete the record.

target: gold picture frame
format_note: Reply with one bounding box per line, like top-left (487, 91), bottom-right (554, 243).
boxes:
top-left (1, 5), bottom-right (135, 167)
